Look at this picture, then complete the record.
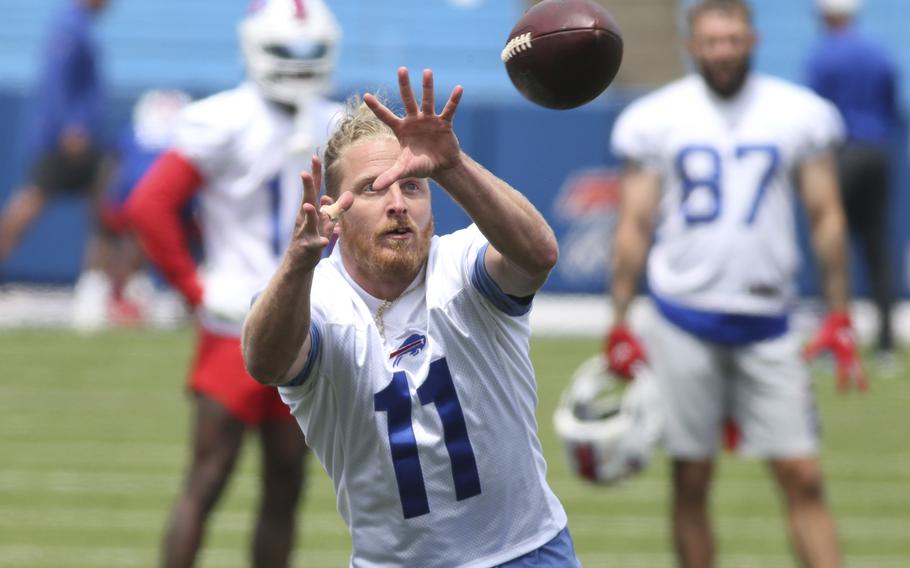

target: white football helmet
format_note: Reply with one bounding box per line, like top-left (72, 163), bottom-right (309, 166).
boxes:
top-left (239, 0), bottom-right (342, 105)
top-left (553, 355), bottom-right (664, 485)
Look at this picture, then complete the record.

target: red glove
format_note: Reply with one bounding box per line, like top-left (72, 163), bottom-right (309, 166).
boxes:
top-left (604, 324), bottom-right (647, 381)
top-left (803, 311), bottom-right (868, 392)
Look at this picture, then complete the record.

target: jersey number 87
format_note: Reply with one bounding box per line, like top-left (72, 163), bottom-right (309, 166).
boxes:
top-left (675, 143), bottom-right (780, 226)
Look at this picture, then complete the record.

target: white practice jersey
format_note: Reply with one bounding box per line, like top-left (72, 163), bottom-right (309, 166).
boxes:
top-left (172, 82), bottom-right (341, 334)
top-left (611, 74), bottom-right (844, 316)
top-left (279, 225), bottom-right (567, 568)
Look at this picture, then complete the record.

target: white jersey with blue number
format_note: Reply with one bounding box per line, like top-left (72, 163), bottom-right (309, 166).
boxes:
top-left (611, 74), bottom-right (844, 316)
top-left (278, 225), bottom-right (567, 568)
top-left (172, 82), bottom-right (341, 333)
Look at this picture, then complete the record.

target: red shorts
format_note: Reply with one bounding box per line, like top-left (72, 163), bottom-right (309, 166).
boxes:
top-left (189, 329), bottom-right (294, 426)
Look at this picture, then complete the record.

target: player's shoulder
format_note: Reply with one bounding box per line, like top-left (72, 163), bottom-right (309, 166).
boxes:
top-left (753, 74), bottom-right (828, 108)
top-left (180, 83), bottom-right (264, 133)
top-left (433, 225), bottom-right (483, 258)
top-left (753, 74), bottom-right (841, 125)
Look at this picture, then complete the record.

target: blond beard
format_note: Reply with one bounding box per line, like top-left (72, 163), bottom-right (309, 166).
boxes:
top-left (341, 216), bottom-right (434, 284)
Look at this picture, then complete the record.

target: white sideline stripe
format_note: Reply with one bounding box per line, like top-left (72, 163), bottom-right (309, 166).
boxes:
top-left (3, 286), bottom-right (908, 343)
top-left (1, 506), bottom-right (907, 541)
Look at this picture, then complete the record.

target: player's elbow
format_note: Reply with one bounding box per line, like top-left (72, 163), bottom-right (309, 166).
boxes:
top-left (242, 348), bottom-right (287, 387)
top-left (535, 242), bottom-right (559, 275)
top-left (531, 227), bottom-right (560, 272)
top-left (240, 332), bottom-right (280, 386)
top-left (518, 238), bottom-right (558, 280)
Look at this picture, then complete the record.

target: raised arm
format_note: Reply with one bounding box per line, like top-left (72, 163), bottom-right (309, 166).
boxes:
top-left (241, 157), bottom-right (352, 386)
top-left (439, 153), bottom-right (558, 297)
top-left (364, 67), bottom-right (558, 298)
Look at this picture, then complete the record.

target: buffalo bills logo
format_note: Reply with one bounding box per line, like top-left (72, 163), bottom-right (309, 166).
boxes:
top-left (553, 167), bottom-right (622, 291)
top-left (390, 334), bottom-right (427, 366)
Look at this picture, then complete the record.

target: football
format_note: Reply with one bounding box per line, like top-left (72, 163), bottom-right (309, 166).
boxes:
top-left (501, 0), bottom-right (623, 110)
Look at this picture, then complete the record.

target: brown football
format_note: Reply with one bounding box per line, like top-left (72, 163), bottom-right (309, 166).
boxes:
top-left (501, 0), bottom-right (623, 110)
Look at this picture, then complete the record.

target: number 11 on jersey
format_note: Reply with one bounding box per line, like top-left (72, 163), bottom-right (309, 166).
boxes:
top-left (374, 358), bottom-right (482, 519)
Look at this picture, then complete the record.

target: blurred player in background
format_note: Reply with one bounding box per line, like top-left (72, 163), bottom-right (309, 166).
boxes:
top-left (242, 67), bottom-right (578, 567)
top-left (806, 0), bottom-right (900, 372)
top-left (76, 88), bottom-right (191, 329)
top-left (604, 1), bottom-right (865, 566)
top-left (0, 0), bottom-right (108, 313)
top-left (125, 0), bottom-right (342, 565)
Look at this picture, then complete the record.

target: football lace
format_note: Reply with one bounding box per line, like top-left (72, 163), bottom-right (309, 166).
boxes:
top-left (500, 32), bottom-right (533, 63)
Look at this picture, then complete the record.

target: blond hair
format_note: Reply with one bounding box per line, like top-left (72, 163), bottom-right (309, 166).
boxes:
top-left (323, 94), bottom-right (396, 198)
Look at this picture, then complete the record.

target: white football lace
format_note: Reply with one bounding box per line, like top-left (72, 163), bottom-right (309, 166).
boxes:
top-left (500, 32), bottom-right (533, 63)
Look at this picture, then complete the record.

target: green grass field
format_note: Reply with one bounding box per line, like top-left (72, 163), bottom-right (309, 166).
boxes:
top-left (1, 329), bottom-right (908, 567)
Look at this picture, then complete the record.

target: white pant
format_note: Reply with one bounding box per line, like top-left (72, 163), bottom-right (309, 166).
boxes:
top-left (645, 314), bottom-right (820, 459)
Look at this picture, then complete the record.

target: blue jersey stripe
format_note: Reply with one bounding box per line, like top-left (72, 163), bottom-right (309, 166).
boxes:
top-left (470, 242), bottom-right (533, 317)
top-left (282, 320), bottom-right (322, 387)
top-left (652, 293), bottom-right (788, 346)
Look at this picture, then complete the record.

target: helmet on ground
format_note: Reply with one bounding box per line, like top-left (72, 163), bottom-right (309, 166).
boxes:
top-left (553, 355), bottom-right (664, 484)
top-left (239, 0), bottom-right (342, 105)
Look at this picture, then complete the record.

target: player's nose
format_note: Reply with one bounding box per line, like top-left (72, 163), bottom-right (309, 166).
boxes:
top-left (385, 183), bottom-right (408, 215)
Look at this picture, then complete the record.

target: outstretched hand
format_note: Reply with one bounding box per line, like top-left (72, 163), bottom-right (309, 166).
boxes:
top-left (288, 155), bottom-right (353, 270)
top-left (363, 67), bottom-right (464, 190)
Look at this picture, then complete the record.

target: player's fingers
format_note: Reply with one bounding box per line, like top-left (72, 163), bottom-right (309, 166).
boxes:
top-left (336, 190), bottom-right (354, 212)
top-left (398, 67), bottom-right (419, 115)
top-left (373, 163), bottom-right (405, 191)
top-left (311, 155), bottom-right (323, 195)
top-left (421, 69), bottom-right (435, 115)
top-left (301, 170), bottom-right (317, 208)
top-left (439, 85), bottom-right (463, 122)
top-left (301, 201), bottom-right (321, 237)
top-left (364, 93), bottom-right (400, 128)
top-left (296, 171), bottom-right (320, 235)
top-left (844, 355), bottom-right (870, 392)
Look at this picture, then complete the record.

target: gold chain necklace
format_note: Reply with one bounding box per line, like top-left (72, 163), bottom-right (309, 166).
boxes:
top-left (373, 275), bottom-right (424, 342)
top-left (374, 299), bottom-right (394, 340)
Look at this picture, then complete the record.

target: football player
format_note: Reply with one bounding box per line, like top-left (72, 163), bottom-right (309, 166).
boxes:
top-left (124, 1), bottom-right (342, 566)
top-left (242, 67), bottom-right (579, 567)
top-left (604, 1), bottom-right (864, 567)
